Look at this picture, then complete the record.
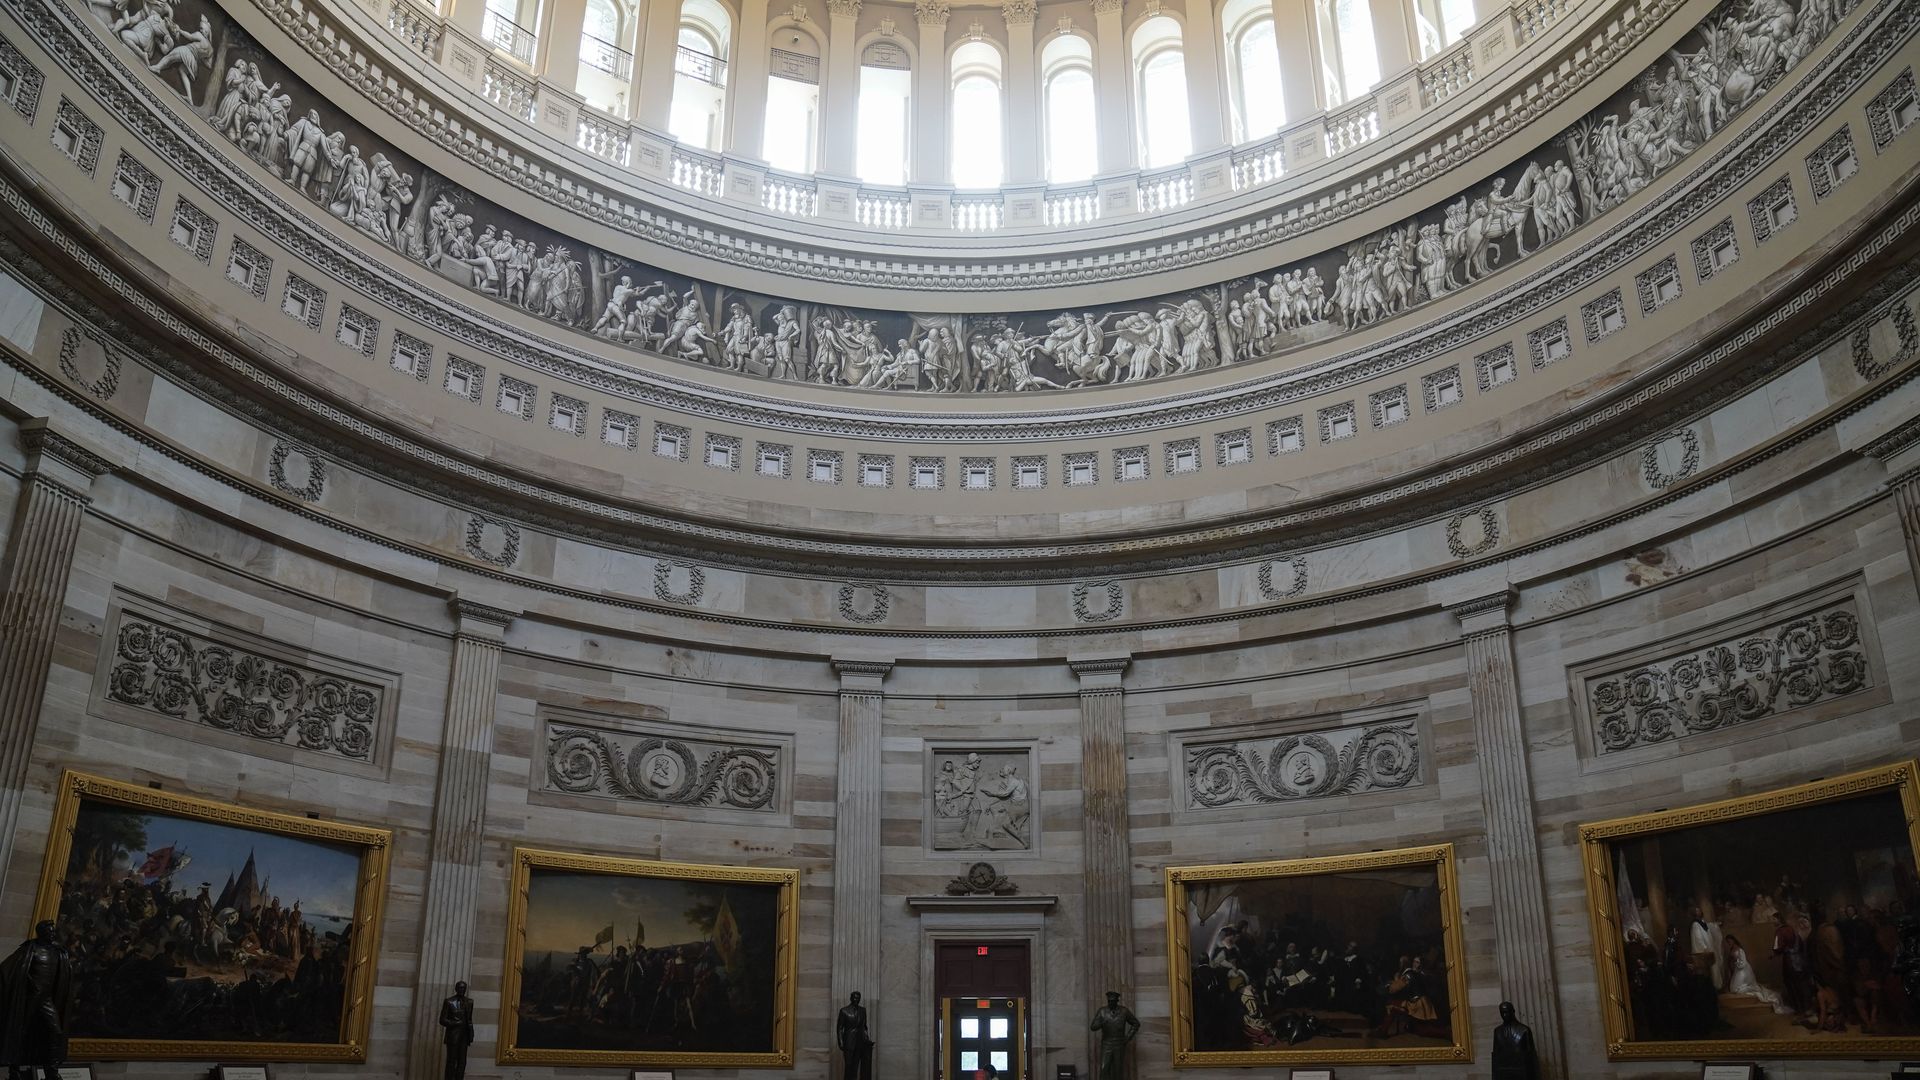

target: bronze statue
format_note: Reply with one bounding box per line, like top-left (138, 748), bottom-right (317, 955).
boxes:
top-left (1089, 990), bottom-right (1138, 1080)
top-left (837, 990), bottom-right (873, 1080)
top-left (439, 980), bottom-right (475, 1080)
top-left (1490, 1000), bottom-right (1540, 1080)
top-left (0, 921), bottom-right (74, 1080)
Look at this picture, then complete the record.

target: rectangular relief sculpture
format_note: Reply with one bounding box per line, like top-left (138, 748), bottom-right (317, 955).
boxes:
top-left (497, 847), bottom-right (798, 1069)
top-left (927, 746), bottom-right (1035, 852)
top-left (1164, 844), bottom-right (1471, 1067)
top-left (31, 770), bottom-right (391, 1061)
top-left (1580, 760), bottom-right (1920, 1060)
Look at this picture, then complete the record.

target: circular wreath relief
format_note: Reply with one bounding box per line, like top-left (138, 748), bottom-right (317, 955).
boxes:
top-left (1257, 557), bottom-right (1309, 600)
top-left (1072, 580), bottom-right (1125, 623)
top-left (1445, 507), bottom-right (1501, 559)
top-left (837, 581), bottom-right (891, 624)
top-left (652, 560), bottom-right (707, 604)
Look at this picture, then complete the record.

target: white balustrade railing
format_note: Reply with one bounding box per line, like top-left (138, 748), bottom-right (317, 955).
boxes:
top-left (1231, 136), bottom-right (1285, 189)
top-left (670, 146), bottom-right (725, 196)
top-left (1325, 104), bottom-right (1380, 155)
top-left (481, 8), bottom-right (536, 65)
top-left (580, 33), bottom-right (633, 81)
top-left (385, 0), bottom-right (439, 56)
top-left (1137, 167), bottom-right (1193, 213)
top-left (1044, 186), bottom-right (1100, 227)
top-left (481, 58), bottom-right (536, 122)
top-left (576, 111), bottom-right (630, 165)
top-left (1420, 40), bottom-right (1474, 105)
top-left (762, 173), bottom-right (818, 217)
top-left (951, 195), bottom-right (1004, 232)
top-left (1515, 0), bottom-right (1572, 40)
top-left (856, 190), bottom-right (911, 230)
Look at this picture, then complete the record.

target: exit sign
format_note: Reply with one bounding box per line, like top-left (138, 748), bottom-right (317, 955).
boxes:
top-left (976, 946), bottom-right (990, 955)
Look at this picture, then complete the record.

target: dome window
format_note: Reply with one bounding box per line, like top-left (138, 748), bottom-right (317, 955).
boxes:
top-left (1268, 418), bottom-right (1305, 455)
top-left (1116, 447), bottom-right (1149, 482)
top-left (1423, 367), bottom-right (1463, 411)
top-left (603, 410), bottom-right (638, 450)
top-left (910, 458), bottom-right (943, 490)
top-left (1476, 346), bottom-right (1517, 391)
top-left (1013, 457), bottom-right (1045, 489)
top-left (706, 434), bottom-right (742, 469)
top-left (961, 458), bottom-right (994, 490)
top-left (859, 456), bottom-right (893, 487)
top-left (391, 333), bottom-right (431, 381)
top-left (756, 443), bottom-right (792, 477)
top-left (1319, 404), bottom-right (1356, 443)
top-left (1217, 431), bottom-right (1253, 465)
top-left (655, 424), bottom-right (690, 461)
top-left (226, 239), bottom-right (271, 301)
top-left (169, 198), bottom-right (215, 263)
top-left (808, 449), bottom-right (841, 483)
top-left (1064, 454), bottom-right (1097, 487)
top-left (1528, 320), bottom-right (1571, 368)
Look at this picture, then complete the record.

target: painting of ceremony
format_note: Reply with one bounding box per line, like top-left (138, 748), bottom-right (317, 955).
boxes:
top-left (502, 854), bottom-right (794, 1065)
top-left (39, 780), bottom-right (381, 1054)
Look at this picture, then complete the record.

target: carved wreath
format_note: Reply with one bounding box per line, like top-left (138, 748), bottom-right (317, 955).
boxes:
top-left (1186, 719), bottom-right (1420, 806)
top-left (546, 727), bottom-right (778, 810)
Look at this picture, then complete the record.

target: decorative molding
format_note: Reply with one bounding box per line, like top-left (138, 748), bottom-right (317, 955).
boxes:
top-left (19, 422), bottom-right (114, 480)
top-left (50, 96), bottom-right (103, 175)
top-left (102, 601), bottom-right (386, 761)
top-left (463, 515), bottom-right (521, 566)
top-left (1447, 590), bottom-right (1514, 622)
top-left (56, 326), bottom-right (121, 401)
top-left (945, 861), bottom-right (1019, 895)
top-left (1256, 556), bottom-right (1308, 600)
top-left (1691, 217), bottom-right (1738, 281)
top-left (652, 560), bottom-right (707, 604)
top-left (1850, 299), bottom-right (1917, 380)
top-left (1001, 0), bottom-right (1038, 25)
top-left (1445, 506), bottom-right (1501, 558)
top-left (1862, 414), bottom-right (1920, 461)
top-left (1865, 67), bottom-right (1917, 151)
top-left (1182, 715), bottom-right (1422, 808)
top-left (1640, 428), bottom-right (1702, 490)
top-left (1071, 580), bottom-right (1124, 623)
top-left (542, 715), bottom-right (781, 812)
top-left (0, 32), bottom-right (45, 122)
top-left (837, 581), bottom-right (891, 623)
top-left (1583, 594), bottom-right (1870, 753)
top-left (825, 0), bottom-right (860, 16)
top-left (267, 440), bottom-right (327, 501)
top-left (912, 0), bottom-right (950, 26)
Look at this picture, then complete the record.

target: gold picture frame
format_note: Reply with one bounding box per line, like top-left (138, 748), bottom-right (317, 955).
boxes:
top-left (497, 846), bottom-right (799, 1069)
top-left (32, 769), bottom-right (392, 1062)
top-left (1580, 759), bottom-right (1920, 1060)
top-left (1164, 843), bottom-right (1472, 1067)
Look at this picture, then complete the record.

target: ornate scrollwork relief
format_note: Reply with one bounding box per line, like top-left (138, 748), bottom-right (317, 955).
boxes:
top-left (838, 581), bottom-right (891, 623)
top-left (1072, 580), bottom-right (1125, 623)
top-left (105, 608), bottom-right (382, 759)
top-left (1183, 717), bottom-right (1422, 808)
top-left (1257, 556), bottom-right (1309, 600)
top-left (1585, 598), bottom-right (1870, 753)
top-left (544, 723), bottom-right (780, 812)
top-left (652, 560), bottom-right (706, 604)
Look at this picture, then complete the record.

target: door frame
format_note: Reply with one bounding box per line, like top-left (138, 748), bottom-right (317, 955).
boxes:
top-left (915, 913), bottom-right (1051, 1079)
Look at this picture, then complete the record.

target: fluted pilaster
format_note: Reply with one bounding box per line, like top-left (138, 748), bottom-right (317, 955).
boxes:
top-left (0, 419), bottom-right (112, 890)
top-left (1865, 417), bottom-right (1920, 591)
top-left (1451, 591), bottom-right (1565, 1079)
top-left (1071, 652), bottom-right (1133, 1064)
top-left (830, 657), bottom-right (891, 1062)
top-left (406, 598), bottom-right (516, 1080)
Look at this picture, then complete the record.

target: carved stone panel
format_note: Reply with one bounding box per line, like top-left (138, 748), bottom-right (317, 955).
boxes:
top-left (927, 746), bottom-right (1035, 853)
top-left (1580, 592), bottom-right (1873, 754)
top-left (1173, 708), bottom-right (1424, 815)
top-left (90, 591), bottom-right (400, 771)
top-left (538, 706), bottom-right (788, 817)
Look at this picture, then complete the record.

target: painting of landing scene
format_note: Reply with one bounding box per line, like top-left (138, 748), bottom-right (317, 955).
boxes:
top-left (1581, 760), bottom-right (1920, 1059)
top-left (498, 847), bottom-right (798, 1068)
top-left (1165, 844), bottom-right (1471, 1067)
top-left (30, 770), bottom-right (391, 1061)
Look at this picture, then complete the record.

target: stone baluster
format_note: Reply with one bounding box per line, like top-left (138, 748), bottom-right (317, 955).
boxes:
top-left (1070, 653), bottom-right (1134, 1057)
top-left (0, 419), bottom-right (113, 890)
top-left (1091, 0), bottom-right (1135, 174)
top-left (821, 0), bottom-right (863, 174)
top-left (830, 658), bottom-right (892, 1062)
top-left (912, 0), bottom-right (951, 181)
top-left (406, 598), bottom-right (517, 1080)
top-left (1450, 590), bottom-right (1565, 1079)
top-left (1866, 417), bottom-right (1920, 590)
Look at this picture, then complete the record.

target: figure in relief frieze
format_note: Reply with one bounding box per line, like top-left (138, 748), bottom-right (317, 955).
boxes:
top-left (721, 302), bottom-right (755, 370)
top-left (769, 305), bottom-right (802, 381)
top-left (147, 14), bottom-right (212, 95)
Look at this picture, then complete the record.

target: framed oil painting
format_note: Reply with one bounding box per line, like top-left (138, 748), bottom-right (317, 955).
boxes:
top-left (1580, 759), bottom-right (1920, 1060)
top-left (498, 847), bottom-right (798, 1068)
top-left (1164, 843), bottom-right (1471, 1067)
top-left (30, 770), bottom-right (391, 1061)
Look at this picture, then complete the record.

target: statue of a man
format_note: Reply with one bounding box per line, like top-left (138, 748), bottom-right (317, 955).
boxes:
top-left (0, 920), bottom-right (74, 1080)
top-left (1089, 990), bottom-right (1139, 1080)
top-left (439, 980), bottom-right (475, 1080)
top-left (1490, 1000), bottom-right (1540, 1080)
top-left (837, 990), bottom-right (873, 1080)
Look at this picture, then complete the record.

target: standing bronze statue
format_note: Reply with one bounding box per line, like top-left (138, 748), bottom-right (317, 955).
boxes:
top-left (836, 990), bottom-right (873, 1080)
top-left (439, 980), bottom-right (475, 1080)
top-left (1490, 1000), bottom-right (1540, 1080)
top-left (1089, 990), bottom-right (1139, 1080)
top-left (0, 921), bottom-right (74, 1080)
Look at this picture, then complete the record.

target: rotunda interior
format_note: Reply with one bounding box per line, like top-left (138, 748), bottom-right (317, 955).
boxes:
top-left (0, 0), bottom-right (1915, 1070)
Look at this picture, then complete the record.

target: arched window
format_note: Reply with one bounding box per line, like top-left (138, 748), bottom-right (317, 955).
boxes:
top-left (575, 0), bottom-right (631, 114)
top-left (763, 29), bottom-right (822, 172)
top-left (856, 40), bottom-right (913, 185)
top-left (1041, 34), bottom-right (1097, 183)
top-left (1131, 16), bottom-right (1191, 168)
top-left (1222, 0), bottom-right (1283, 141)
top-left (668, 0), bottom-right (730, 151)
top-left (950, 41), bottom-right (1004, 188)
top-left (1318, 0), bottom-right (1379, 105)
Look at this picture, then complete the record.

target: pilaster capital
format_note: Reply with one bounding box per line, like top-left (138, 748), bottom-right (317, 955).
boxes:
top-left (449, 596), bottom-right (518, 642)
top-left (1068, 652), bottom-right (1130, 691)
top-left (18, 418), bottom-right (115, 497)
top-left (1448, 587), bottom-right (1516, 638)
top-left (913, 0), bottom-right (950, 26)
top-left (1001, 0), bottom-right (1038, 25)
top-left (1090, 0), bottom-right (1124, 16)
top-left (825, 0), bottom-right (860, 18)
top-left (1864, 415), bottom-right (1920, 483)
top-left (832, 656), bottom-right (894, 694)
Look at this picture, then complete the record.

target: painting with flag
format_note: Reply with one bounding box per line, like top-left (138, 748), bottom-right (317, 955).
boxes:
top-left (499, 847), bottom-right (799, 1068)
top-left (29, 770), bottom-right (392, 1062)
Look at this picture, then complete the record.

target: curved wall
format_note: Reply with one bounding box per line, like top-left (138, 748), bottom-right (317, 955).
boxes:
top-left (0, 0), bottom-right (1916, 1072)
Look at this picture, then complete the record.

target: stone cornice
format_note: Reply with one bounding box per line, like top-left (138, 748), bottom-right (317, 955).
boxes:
top-left (450, 596), bottom-right (520, 629)
top-left (1862, 414), bottom-right (1920, 462)
top-left (18, 418), bottom-right (114, 494)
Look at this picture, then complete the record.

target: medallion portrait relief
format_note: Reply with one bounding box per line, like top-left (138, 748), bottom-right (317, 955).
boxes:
top-left (928, 748), bottom-right (1034, 853)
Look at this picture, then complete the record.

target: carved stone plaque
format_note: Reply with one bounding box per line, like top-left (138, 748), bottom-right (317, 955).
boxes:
top-left (539, 706), bottom-right (787, 816)
top-left (1171, 707), bottom-right (1426, 817)
top-left (928, 747), bottom-right (1033, 852)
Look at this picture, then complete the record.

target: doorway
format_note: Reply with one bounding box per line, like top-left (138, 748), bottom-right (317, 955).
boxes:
top-left (933, 940), bottom-right (1031, 1079)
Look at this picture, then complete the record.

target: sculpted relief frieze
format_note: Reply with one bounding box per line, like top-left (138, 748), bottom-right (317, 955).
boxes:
top-left (1181, 714), bottom-right (1423, 810)
top-left (1582, 594), bottom-right (1872, 753)
top-left (92, 592), bottom-right (397, 764)
top-left (929, 748), bottom-right (1034, 852)
top-left (78, 0), bottom-right (1857, 397)
top-left (542, 709), bottom-right (785, 814)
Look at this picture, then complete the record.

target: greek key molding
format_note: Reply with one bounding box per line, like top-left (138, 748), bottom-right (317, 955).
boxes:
top-left (541, 709), bottom-right (783, 814)
top-left (1180, 713), bottom-right (1423, 810)
top-left (1581, 591), bottom-right (1872, 754)
top-left (95, 592), bottom-right (395, 764)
